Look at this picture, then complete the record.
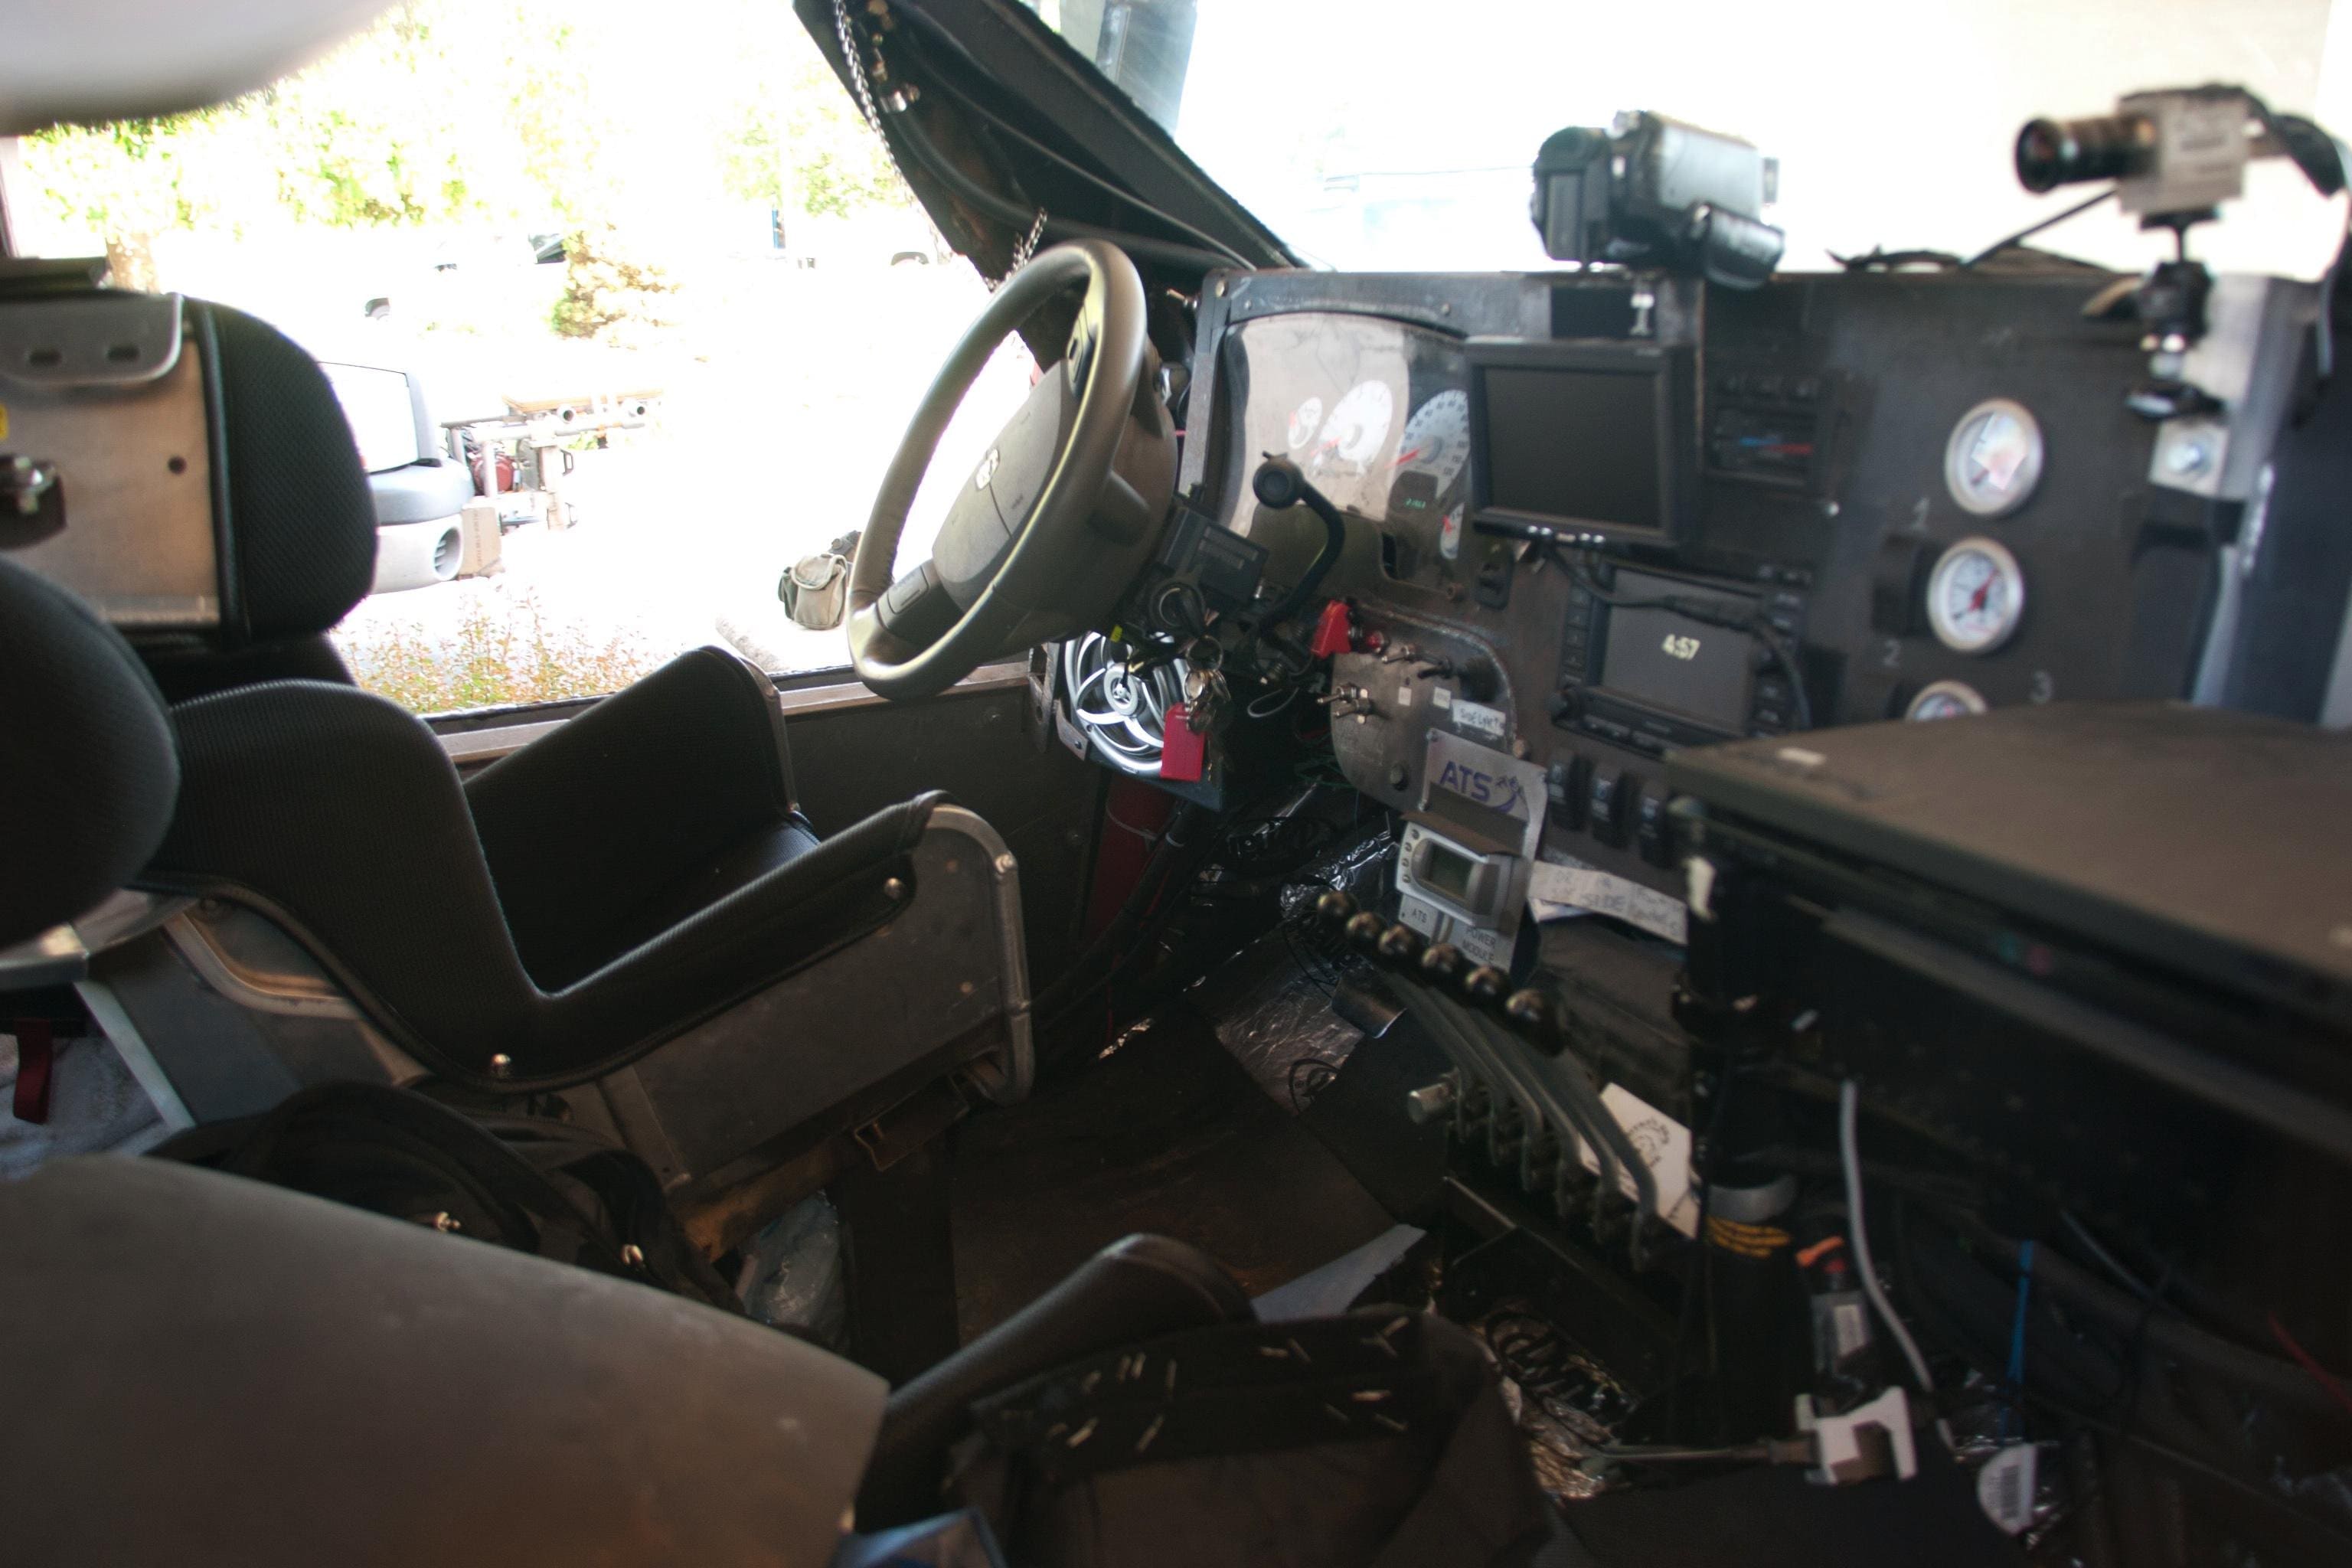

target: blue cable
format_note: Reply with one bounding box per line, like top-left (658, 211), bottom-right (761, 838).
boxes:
top-left (2003, 1239), bottom-right (2035, 1440)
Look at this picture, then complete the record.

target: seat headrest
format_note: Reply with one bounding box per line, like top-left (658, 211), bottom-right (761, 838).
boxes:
top-left (0, 556), bottom-right (179, 948)
top-left (0, 289), bottom-right (377, 648)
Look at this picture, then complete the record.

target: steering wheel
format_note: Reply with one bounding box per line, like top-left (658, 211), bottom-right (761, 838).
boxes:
top-left (848, 240), bottom-right (1175, 701)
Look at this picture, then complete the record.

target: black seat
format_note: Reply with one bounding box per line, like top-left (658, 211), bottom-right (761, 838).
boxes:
top-left (141, 645), bottom-right (939, 1089)
top-left (0, 555), bottom-right (181, 951)
top-left (1, 288), bottom-right (1030, 1142)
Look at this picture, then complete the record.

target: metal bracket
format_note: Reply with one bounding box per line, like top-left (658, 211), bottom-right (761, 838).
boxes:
top-left (0, 292), bottom-right (184, 388)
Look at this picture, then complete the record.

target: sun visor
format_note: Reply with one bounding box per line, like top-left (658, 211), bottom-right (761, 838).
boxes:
top-left (0, 0), bottom-right (395, 134)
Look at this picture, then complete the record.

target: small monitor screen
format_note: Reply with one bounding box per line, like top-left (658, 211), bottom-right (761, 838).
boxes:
top-left (1420, 841), bottom-right (1477, 902)
top-left (1599, 572), bottom-right (1756, 732)
top-left (1478, 364), bottom-right (1664, 532)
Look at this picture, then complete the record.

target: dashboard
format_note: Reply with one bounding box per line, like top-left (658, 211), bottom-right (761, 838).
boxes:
top-left (1174, 265), bottom-right (2350, 967)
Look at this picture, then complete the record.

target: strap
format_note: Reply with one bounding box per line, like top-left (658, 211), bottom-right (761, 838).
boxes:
top-left (972, 1313), bottom-right (1451, 1488)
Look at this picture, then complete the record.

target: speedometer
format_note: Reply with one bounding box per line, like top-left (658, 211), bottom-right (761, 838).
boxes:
top-left (1316, 380), bottom-right (1396, 472)
top-left (1396, 390), bottom-right (1471, 492)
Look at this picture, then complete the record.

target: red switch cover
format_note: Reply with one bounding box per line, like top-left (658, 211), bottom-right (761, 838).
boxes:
top-left (1309, 599), bottom-right (1354, 658)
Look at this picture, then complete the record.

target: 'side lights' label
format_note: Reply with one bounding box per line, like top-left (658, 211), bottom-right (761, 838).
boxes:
top-left (1450, 699), bottom-right (1507, 741)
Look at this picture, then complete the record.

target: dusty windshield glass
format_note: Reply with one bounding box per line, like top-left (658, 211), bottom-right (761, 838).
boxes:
top-left (1032, 0), bottom-right (2350, 280)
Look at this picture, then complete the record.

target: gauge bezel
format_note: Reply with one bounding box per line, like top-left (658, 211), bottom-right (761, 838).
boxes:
top-left (1905, 678), bottom-right (1989, 720)
top-left (1398, 388), bottom-right (1472, 491)
top-left (1943, 397), bottom-right (2044, 518)
top-left (1926, 535), bottom-right (2027, 655)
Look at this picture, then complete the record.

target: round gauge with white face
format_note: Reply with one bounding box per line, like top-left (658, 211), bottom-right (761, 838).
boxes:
top-left (1945, 397), bottom-right (2044, 518)
top-left (1396, 389), bottom-right (1472, 492)
top-left (1286, 395), bottom-right (1324, 451)
top-left (1926, 536), bottom-right (2027, 655)
top-left (1906, 679), bottom-right (1989, 720)
top-left (1315, 379), bottom-right (1396, 471)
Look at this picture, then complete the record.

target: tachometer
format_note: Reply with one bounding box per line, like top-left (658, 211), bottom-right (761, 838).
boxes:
top-left (1396, 389), bottom-right (1471, 492)
top-left (1315, 380), bottom-right (1396, 472)
top-left (1925, 537), bottom-right (2027, 655)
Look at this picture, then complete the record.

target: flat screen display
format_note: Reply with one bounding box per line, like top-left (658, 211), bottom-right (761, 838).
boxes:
top-left (1419, 841), bottom-right (1476, 902)
top-left (1478, 364), bottom-right (1664, 533)
top-left (1598, 572), bottom-right (1756, 732)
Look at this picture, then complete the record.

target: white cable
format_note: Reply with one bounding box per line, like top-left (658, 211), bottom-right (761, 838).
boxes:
top-left (1839, 1078), bottom-right (1936, 1400)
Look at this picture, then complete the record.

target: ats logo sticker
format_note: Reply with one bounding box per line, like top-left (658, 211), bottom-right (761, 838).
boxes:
top-left (1434, 758), bottom-right (1529, 822)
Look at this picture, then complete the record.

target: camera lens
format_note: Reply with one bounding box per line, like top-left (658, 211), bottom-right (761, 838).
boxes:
top-left (2015, 113), bottom-right (2154, 193)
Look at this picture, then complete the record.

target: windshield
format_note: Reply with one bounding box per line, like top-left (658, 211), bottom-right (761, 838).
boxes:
top-left (7, 0), bottom-right (1035, 717)
top-left (1034, 0), bottom-right (2350, 279)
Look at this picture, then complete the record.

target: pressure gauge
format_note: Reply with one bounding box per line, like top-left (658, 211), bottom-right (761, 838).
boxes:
top-left (1944, 397), bottom-right (2044, 518)
top-left (1906, 679), bottom-right (1988, 720)
top-left (1926, 537), bottom-right (2027, 655)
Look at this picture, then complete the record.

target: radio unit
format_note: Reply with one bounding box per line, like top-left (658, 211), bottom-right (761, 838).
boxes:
top-left (1553, 566), bottom-right (1806, 753)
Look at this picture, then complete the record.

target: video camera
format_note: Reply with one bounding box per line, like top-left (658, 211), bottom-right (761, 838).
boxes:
top-left (1530, 111), bottom-right (1785, 287)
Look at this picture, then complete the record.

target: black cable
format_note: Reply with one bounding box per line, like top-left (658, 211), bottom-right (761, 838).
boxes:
top-left (1831, 247), bottom-right (1965, 273)
top-left (900, 57), bottom-right (1256, 268)
top-left (1037, 786), bottom-right (1308, 1050)
top-left (1962, 188), bottom-right (2115, 269)
top-left (886, 93), bottom-right (1238, 274)
top-left (1032, 802), bottom-right (1206, 1021)
top-left (1747, 617), bottom-right (1814, 732)
top-left (1665, 1066), bottom-right (1740, 1440)
top-left (1950, 1213), bottom-right (2352, 1422)
top-left (1285, 1054), bottom-right (1343, 1112)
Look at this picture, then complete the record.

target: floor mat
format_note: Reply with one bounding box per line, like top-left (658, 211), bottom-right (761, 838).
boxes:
top-left (949, 1001), bottom-right (1397, 1340)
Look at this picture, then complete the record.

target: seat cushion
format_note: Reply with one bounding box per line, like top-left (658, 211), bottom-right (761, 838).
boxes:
top-left (580, 815), bottom-right (823, 982)
top-left (464, 646), bottom-right (803, 991)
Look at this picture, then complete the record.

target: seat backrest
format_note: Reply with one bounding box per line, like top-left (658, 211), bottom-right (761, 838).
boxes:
top-left (0, 1154), bottom-right (884, 1567)
top-left (0, 285), bottom-right (378, 700)
top-left (139, 676), bottom-right (550, 1049)
top-left (0, 556), bottom-right (180, 949)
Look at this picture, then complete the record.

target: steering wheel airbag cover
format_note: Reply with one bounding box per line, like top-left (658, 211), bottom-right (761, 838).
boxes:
top-left (850, 240), bottom-right (1152, 700)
